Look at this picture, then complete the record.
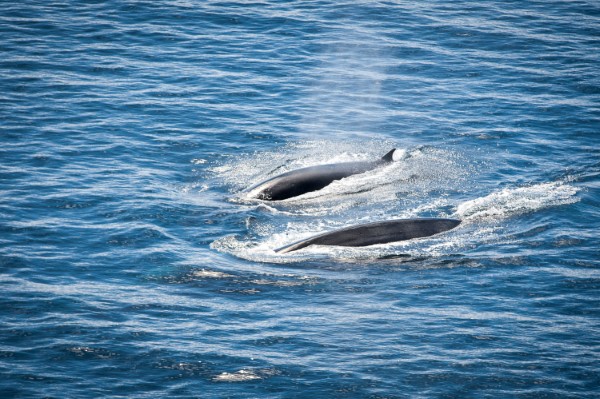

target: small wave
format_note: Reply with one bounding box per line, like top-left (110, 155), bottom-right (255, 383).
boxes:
top-left (66, 346), bottom-right (117, 359)
top-left (213, 369), bottom-right (275, 382)
top-left (191, 269), bottom-right (234, 279)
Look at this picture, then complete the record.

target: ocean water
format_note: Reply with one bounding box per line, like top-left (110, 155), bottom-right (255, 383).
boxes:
top-left (1, 0), bottom-right (599, 397)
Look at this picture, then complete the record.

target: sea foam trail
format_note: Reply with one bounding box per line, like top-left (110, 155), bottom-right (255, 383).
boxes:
top-left (455, 181), bottom-right (579, 222)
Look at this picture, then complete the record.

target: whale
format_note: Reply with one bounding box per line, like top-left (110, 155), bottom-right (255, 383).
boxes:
top-left (246, 148), bottom-right (401, 201)
top-left (275, 218), bottom-right (461, 253)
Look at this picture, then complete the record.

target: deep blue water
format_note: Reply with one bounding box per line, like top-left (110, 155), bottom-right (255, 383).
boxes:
top-left (1, 1), bottom-right (599, 397)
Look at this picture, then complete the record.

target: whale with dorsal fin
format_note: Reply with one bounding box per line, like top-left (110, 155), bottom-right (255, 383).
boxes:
top-left (275, 218), bottom-right (461, 253)
top-left (246, 149), bottom-right (402, 201)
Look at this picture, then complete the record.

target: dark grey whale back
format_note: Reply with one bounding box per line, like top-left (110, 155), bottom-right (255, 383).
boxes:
top-left (248, 149), bottom-right (397, 201)
top-left (276, 218), bottom-right (461, 253)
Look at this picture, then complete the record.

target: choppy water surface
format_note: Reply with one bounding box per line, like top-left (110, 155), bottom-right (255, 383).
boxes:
top-left (1, 1), bottom-right (599, 397)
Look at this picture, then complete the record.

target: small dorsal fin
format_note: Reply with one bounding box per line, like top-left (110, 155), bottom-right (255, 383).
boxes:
top-left (381, 148), bottom-right (396, 162)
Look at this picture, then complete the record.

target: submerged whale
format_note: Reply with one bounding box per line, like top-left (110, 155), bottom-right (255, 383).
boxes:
top-left (275, 218), bottom-right (461, 253)
top-left (247, 149), bottom-right (401, 201)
